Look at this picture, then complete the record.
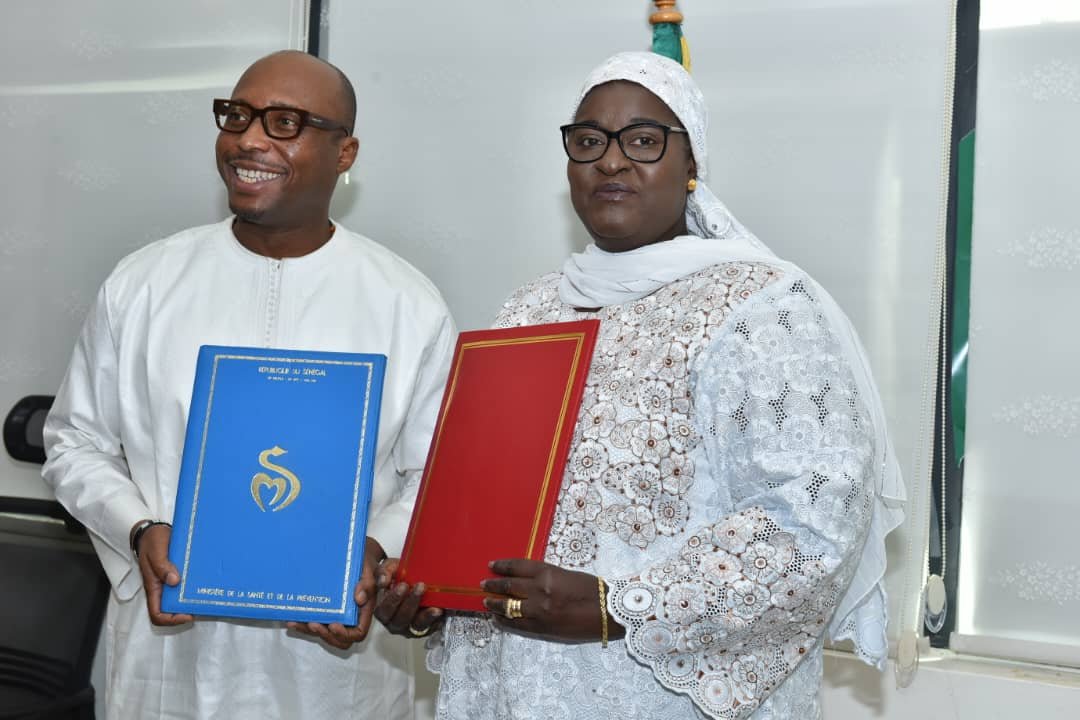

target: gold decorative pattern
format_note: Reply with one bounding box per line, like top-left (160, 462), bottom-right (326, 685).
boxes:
top-left (250, 446), bottom-right (302, 512)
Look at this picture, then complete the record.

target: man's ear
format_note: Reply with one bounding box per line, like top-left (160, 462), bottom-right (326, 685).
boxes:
top-left (337, 136), bottom-right (359, 174)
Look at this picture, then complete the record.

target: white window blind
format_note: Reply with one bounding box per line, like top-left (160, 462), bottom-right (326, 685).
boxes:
top-left (955, 1), bottom-right (1080, 666)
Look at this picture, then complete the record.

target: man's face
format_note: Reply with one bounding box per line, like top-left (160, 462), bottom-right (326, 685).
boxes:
top-left (215, 54), bottom-right (356, 228)
top-left (567, 81), bottom-right (695, 253)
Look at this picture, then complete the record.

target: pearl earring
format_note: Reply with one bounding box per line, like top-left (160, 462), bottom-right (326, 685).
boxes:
top-left (687, 178), bottom-right (698, 192)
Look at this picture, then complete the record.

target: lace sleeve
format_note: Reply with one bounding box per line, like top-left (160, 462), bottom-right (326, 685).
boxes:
top-left (605, 277), bottom-right (877, 719)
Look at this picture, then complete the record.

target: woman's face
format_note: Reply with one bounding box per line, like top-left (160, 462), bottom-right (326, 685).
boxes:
top-left (568, 81), bottom-right (696, 253)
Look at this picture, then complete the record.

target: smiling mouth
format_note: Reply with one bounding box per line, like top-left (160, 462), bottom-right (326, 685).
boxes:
top-left (233, 166), bottom-right (284, 185)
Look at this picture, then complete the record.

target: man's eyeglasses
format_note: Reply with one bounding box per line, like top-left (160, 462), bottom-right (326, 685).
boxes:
top-left (213, 99), bottom-right (350, 140)
top-left (560, 122), bottom-right (690, 164)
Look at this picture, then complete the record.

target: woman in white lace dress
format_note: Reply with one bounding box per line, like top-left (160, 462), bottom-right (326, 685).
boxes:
top-left (375, 51), bottom-right (905, 720)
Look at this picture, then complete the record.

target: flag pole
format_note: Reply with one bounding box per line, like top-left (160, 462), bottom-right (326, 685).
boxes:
top-left (649, 1), bottom-right (684, 25)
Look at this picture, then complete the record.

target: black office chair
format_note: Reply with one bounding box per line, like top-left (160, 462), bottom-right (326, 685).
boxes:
top-left (1, 396), bottom-right (109, 720)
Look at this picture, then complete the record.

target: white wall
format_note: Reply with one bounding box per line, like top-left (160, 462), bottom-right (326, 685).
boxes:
top-left (328, 0), bottom-right (950, 643)
top-left (326, 0), bottom-right (1080, 716)
top-left (0, 3), bottom-right (309, 717)
top-left (0, 0), bottom-right (308, 499)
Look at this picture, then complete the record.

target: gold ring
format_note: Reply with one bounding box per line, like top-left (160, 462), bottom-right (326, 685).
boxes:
top-left (505, 598), bottom-right (523, 620)
top-left (408, 624), bottom-right (431, 637)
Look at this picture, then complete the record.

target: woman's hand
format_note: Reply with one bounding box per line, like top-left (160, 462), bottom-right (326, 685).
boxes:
top-left (481, 559), bottom-right (624, 642)
top-left (373, 558), bottom-right (444, 638)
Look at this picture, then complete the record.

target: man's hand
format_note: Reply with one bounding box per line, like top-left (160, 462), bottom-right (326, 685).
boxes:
top-left (480, 559), bottom-right (624, 642)
top-left (133, 522), bottom-right (193, 627)
top-left (287, 536), bottom-right (385, 650)
top-left (373, 558), bottom-right (443, 638)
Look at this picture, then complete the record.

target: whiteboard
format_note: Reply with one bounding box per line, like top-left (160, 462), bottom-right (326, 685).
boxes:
top-left (0, 0), bottom-right (310, 498)
top-left (327, 0), bottom-right (952, 645)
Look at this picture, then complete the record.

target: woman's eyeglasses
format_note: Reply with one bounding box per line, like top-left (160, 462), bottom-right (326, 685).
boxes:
top-left (560, 122), bottom-right (689, 164)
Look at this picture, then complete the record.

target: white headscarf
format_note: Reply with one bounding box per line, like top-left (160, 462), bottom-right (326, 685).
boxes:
top-left (559, 51), bottom-right (776, 308)
top-left (559, 51), bottom-right (905, 668)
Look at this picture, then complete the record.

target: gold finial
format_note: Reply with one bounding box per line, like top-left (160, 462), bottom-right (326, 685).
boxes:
top-left (650, 1), bottom-right (684, 25)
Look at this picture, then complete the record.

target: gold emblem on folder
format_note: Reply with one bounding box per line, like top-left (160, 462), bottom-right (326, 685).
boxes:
top-left (250, 446), bottom-right (301, 512)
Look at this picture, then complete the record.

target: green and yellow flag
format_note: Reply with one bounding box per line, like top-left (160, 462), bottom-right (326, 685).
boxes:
top-left (650, 1), bottom-right (691, 71)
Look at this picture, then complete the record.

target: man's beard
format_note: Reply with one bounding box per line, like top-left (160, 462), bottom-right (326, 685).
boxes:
top-left (230, 203), bottom-right (266, 224)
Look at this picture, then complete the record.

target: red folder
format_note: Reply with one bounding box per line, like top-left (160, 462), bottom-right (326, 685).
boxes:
top-left (396, 320), bottom-right (600, 611)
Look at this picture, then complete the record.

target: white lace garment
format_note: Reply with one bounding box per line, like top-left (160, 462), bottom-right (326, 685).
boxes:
top-left (427, 262), bottom-right (877, 720)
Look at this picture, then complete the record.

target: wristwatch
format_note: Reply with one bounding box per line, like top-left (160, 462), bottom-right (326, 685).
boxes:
top-left (130, 519), bottom-right (171, 559)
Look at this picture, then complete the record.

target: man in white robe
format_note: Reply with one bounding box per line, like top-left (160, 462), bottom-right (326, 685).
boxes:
top-left (42, 51), bottom-right (455, 719)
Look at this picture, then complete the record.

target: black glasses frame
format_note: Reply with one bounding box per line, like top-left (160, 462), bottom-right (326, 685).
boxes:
top-left (213, 98), bottom-right (350, 139)
top-left (559, 121), bottom-right (690, 164)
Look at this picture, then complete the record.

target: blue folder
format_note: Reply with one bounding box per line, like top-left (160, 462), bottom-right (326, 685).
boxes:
top-left (161, 345), bottom-right (385, 624)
